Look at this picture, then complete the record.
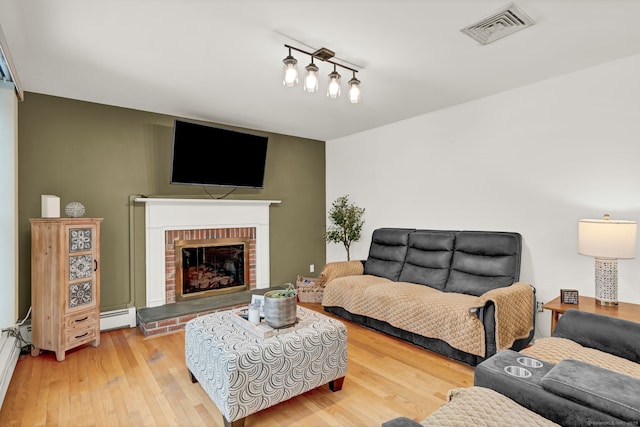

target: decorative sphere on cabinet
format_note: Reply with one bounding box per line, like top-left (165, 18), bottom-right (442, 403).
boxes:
top-left (65, 202), bottom-right (86, 218)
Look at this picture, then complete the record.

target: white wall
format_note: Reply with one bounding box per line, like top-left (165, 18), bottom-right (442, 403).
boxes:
top-left (326, 53), bottom-right (640, 338)
top-left (0, 82), bottom-right (18, 328)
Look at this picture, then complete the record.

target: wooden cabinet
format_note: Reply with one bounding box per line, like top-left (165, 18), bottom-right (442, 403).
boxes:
top-left (30, 218), bottom-right (103, 361)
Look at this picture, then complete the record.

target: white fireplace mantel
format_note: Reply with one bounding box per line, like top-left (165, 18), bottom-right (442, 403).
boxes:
top-left (135, 198), bottom-right (281, 307)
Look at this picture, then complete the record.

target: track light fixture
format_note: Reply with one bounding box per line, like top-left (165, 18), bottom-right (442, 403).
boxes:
top-left (282, 44), bottom-right (361, 103)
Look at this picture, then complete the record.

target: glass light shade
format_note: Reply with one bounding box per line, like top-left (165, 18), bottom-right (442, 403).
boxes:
top-left (578, 218), bottom-right (637, 259)
top-left (327, 70), bottom-right (341, 98)
top-left (348, 76), bottom-right (361, 104)
top-left (282, 55), bottom-right (298, 87)
top-left (304, 62), bottom-right (319, 93)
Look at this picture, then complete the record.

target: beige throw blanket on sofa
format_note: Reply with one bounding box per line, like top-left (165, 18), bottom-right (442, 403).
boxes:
top-left (316, 261), bottom-right (364, 288)
top-left (522, 337), bottom-right (640, 380)
top-left (322, 276), bottom-right (533, 357)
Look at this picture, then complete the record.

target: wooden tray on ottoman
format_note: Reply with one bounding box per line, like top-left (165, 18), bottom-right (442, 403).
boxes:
top-left (229, 307), bottom-right (314, 339)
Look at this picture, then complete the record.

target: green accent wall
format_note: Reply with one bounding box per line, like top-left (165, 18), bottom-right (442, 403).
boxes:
top-left (17, 93), bottom-right (326, 316)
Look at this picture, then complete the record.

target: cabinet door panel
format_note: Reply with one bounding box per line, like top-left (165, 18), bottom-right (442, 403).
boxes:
top-left (69, 254), bottom-right (93, 281)
top-left (69, 228), bottom-right (93, 252)
top-left (67, 280), bottom-right (95, 309)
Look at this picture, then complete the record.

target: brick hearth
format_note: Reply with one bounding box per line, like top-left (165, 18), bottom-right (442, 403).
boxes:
top-left (136, 286), bottom-right (284, 336)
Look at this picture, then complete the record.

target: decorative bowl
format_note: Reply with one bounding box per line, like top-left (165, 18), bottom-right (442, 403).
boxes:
top-left (65, 202), bottom-right (86, 218)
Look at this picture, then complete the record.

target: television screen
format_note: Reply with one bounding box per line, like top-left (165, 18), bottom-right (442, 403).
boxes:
top-left (170, 120), bottom-right (268, 188)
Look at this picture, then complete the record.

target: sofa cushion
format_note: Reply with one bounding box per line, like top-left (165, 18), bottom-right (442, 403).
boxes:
top-left (445, 231), bottom-right (521, 296)
top-left (364, 228), bottom-right (415, 281)
top-left (541, 359), bottom-right (640, 422)
top-left (398, 230), bottom-right (455, 290)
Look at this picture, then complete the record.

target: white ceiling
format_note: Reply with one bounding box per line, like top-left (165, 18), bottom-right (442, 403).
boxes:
top-left (2, 0), bottom-right (640, 141)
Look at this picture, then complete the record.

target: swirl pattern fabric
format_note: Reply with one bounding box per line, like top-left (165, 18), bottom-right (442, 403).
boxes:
top-left (185, 307), bottom-right (347, 423)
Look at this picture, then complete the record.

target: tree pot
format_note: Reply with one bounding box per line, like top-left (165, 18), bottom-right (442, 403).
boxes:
top-left (263, 290), bottom-right (297, 328)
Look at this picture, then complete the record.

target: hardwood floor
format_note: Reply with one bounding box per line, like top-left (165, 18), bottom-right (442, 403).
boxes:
top-left (0, 304), bottom-right (474, 426)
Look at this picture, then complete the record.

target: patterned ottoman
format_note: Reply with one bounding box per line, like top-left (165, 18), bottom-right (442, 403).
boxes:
top-left (185, 306), bottom-right (348, 427)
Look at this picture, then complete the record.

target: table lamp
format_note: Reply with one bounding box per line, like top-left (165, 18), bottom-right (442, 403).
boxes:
top-left (578, 214), bottom-right (637, 306)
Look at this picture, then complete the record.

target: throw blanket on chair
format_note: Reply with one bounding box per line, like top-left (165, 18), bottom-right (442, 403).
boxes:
top-left (421, 387), bottom-right (560, 427)
top-left (477, 283), bottom-right (535, 353)
top-left (323, 277), bottom-right (533, 357)
top-left (522, 337), bottom-right (640, 380)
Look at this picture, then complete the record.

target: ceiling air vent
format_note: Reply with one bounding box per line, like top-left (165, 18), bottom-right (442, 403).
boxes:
top-left (461, 3), bottom-right (535, 45)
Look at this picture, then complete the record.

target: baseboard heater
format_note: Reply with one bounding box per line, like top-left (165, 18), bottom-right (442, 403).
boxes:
top-left (0, 331), bottom-right (19, 410)
top-left (100, 307), bottom-right (137, 331)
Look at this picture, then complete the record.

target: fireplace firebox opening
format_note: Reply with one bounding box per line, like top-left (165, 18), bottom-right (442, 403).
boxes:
top-left (175, 237), bottom-right (250, 300)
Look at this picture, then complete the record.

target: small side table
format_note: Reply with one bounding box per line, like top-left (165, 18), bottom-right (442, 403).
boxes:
top-left (542, 295), bottom-right (640, 334)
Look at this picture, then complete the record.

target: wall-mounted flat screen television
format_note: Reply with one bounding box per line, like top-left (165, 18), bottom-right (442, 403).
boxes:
top-left (170, 119), bottom-right (268, 188)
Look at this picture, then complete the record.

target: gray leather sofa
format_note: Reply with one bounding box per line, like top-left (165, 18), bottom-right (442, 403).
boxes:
top-left (475, 309), bottom-right (640, 426)
top-left (322, 228), bottom-right (536, 366)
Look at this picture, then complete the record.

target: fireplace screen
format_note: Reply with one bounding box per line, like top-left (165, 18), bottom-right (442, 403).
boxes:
top-left (175, 238), bottom-right (249, 300)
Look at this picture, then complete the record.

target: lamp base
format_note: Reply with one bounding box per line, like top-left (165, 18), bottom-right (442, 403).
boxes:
top-left (595, 258), bottom-right (618, 306)
top-left (597, 300), bottom-right (618, 307)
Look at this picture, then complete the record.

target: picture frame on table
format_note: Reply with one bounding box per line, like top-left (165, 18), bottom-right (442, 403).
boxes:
top-left (560, 289), bottom-right (579, 304)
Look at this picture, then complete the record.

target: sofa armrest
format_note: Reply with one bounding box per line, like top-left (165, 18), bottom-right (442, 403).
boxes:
top-left (471, 282), bottom-right (535, 314)
top-left (471, 283), bottom-right (536, 356)
top-left (541, 359), bottom-right (640, 422)
top-left (316, 260), bottom-right (365, 287)
top-left (553, 309), bottom-right (640, 364)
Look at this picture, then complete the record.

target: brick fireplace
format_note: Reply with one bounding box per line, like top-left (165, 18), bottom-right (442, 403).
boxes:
top-left (165, 227), bottom-right (256, 303)
top-left (135, 198), bottom-right (280, 308)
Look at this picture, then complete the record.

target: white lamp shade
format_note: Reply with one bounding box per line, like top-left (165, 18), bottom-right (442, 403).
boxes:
top-left (578, 219), bottom-right (637, 259)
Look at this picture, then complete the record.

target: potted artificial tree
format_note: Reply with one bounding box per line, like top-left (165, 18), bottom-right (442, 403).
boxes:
top-left (325, 195), bottom-right (365, 261)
